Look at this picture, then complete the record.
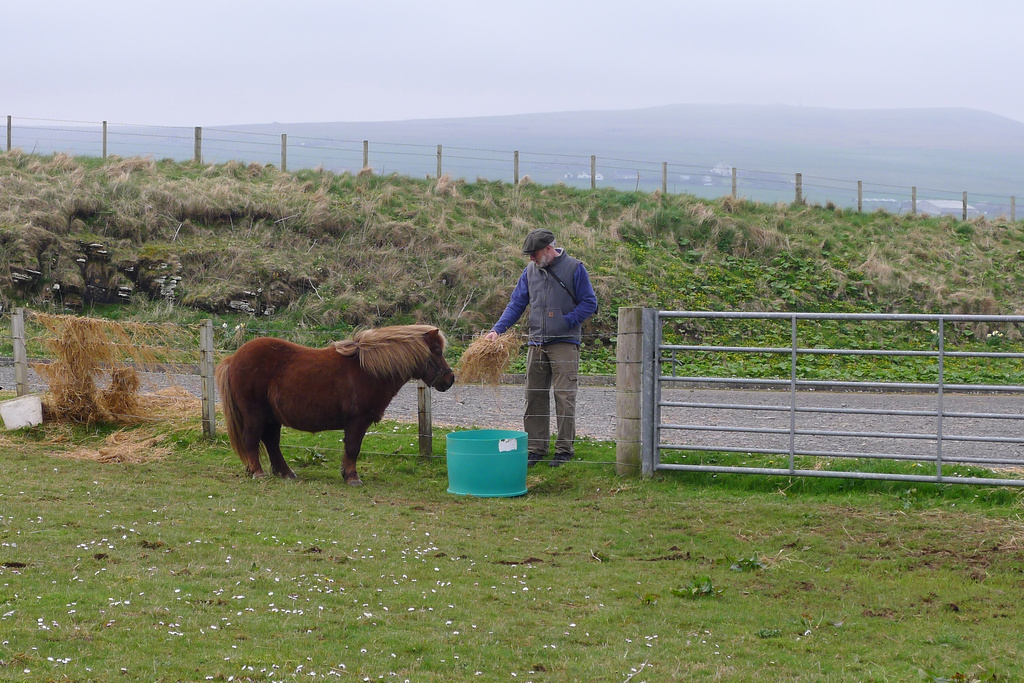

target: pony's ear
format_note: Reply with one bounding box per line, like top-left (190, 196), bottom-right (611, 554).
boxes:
top-left (424, 327), bottom-right (445, 348)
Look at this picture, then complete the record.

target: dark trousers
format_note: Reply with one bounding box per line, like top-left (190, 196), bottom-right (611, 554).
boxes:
top-left (524, 342), bottom-right (579, 456)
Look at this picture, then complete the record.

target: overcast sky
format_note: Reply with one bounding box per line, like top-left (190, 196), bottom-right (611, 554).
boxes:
top-left (5, 0), bottom-right (1023, 127)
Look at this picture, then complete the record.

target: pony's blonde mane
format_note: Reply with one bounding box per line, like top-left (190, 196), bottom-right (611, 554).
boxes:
top-left (333, 325), bottom-right (446, 379)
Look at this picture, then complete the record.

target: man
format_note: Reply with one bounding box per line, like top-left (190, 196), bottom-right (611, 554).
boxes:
top-left (484, 228), bottom-right (599, 467)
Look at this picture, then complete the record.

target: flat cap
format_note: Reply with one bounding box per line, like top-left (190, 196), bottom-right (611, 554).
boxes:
top-left (522, 228), bottom-right (555, 254)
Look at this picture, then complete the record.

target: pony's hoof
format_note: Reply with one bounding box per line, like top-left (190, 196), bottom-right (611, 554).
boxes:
top-left (276, 470), bottom-right (297, 480)
top-left (345, 477), bottom-right (363, 487)
top-left (250, 470), bottom-right (267, 479)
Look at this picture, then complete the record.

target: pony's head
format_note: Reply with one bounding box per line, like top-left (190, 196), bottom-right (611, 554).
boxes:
top-left (416, 327), bottom-right (456, 391)
top-left (334, 325), bottom-right (455, 390)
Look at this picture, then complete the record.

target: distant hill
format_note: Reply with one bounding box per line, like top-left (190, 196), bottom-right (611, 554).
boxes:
top-left (223, 104), bottom-right (1024, 198)
top-left (10, 104), bottom-right (1024, 207)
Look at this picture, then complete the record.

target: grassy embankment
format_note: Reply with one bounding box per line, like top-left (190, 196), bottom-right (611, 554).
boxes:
top-left (3, 150), bottom-right (1024, 376)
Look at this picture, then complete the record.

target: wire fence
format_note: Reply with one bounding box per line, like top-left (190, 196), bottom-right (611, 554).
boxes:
top-left (0, 311), bottom-right (621, 468)
top-left (6, 115), bottom-right (1020, 220)
top-left (6, 309), bottom-right (1024, 483)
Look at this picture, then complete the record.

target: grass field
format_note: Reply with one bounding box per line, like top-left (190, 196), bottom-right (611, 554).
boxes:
top-left (1, 408), bottom-right (1022, 683)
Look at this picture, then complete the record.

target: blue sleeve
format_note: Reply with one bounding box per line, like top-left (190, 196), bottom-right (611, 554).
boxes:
top-left (565, 264), bottom-right (598, 329)
top-left (491, 269), bottom-right (531, 334)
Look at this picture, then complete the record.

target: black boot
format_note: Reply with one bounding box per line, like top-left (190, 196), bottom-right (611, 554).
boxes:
top-left (549, 452), bottom-right (572, 468)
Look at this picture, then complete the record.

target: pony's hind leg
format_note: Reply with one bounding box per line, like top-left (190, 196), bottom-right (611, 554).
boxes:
top-left (239, 419), bottom-right (267, 477)
top-left (341, 420), bottom-right (371, 486)
top-left (263, 422), bottom-right (296, 480)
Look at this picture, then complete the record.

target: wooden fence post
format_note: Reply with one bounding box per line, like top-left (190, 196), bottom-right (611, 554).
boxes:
top-left (963, 191), bottom-right (968, 221)
top-left (417, 380), bottom-right (433, 458)
top-left (591, 155), bottom-right (597, 190)
top-left (280, 133), bottom-right (287, 172)
top-left (514, 150), bottom-right (520, 185)
top-left (200, 319), bottom-right (217, 440)
top-left (6, 115), bottom-right (11, 152)
top-left (857, 180), bottom-right (863, 213)
top-left (794, 173), bottom-right (803, 204)
top-left (363, 140), bottom-right (369, 169)
top-left (102, 121), bottom-right (108, 159)
top-left (12, 308), bottom-right (27, 397)
top-left (193, 126), bottom-right (202, 164)
top-left (616, 307), bottom-right (643, 476)
top-left (731, 167), bottom-right (737, 199)
top-left (662, 162), bottom-right (668, 194)
top-left (437, 144), bottom-right (442, 178)
top-left (1012, 196), bottom-right (1017, 223)
top-left (912, 186), bottom-right (917, 215)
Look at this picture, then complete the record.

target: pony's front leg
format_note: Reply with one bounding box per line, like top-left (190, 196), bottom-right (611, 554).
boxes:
top-left (341, 420), bottom-right (371, 486)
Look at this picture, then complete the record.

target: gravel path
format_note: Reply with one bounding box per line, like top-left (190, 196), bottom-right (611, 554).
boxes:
top-left (386, 382), bottom-right (1024, 464)
top-left (383, 380), bottom-right (620, 439)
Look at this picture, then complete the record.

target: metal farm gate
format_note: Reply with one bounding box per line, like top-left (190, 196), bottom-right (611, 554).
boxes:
top-left (639, 310), bottom-right (1024, 486)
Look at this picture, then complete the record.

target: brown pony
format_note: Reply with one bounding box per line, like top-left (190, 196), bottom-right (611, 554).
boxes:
top-left (215, 325), bottom-right (455, 485)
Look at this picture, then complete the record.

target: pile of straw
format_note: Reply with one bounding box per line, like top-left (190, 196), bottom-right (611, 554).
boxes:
top-left (32, 313), bottom-right (198, 425)
top-left (36, 315), bottom-right (123, 424)
top-left (61, 430), bottom-right (171, 464)
top-left (457, 331), bottom-right (521, 384)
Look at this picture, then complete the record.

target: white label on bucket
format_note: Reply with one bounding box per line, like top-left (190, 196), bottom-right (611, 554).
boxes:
top-left (498, 438), bottom-right (516, 452)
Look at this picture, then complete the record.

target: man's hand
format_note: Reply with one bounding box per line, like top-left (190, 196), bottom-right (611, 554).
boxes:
top-left (483, 330), bottom-right (498, 341)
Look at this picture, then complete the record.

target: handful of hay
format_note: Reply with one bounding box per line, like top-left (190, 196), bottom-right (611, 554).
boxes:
top-left (457, 331), bottom-right (521, 385)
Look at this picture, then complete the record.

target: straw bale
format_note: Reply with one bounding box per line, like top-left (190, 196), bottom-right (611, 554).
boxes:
top-left (32, 313), bottom-right (199, 426)
top-left (457, 331), bottom-right (521, 384)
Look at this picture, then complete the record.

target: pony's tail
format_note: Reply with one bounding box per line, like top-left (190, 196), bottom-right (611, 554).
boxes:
top-left (215, 358), bottom-right (246, 467)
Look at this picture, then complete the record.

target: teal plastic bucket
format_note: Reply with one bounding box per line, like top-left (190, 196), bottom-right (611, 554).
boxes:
top-left (446, 429), bottom-right (528, 497)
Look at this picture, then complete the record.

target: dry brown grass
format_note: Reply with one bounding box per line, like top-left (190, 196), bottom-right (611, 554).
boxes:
top-left (433, 174), bottom-right (459, 197)
top-left (856, 247), bottom-right (898, 286)
top-left (719, 195), bottom-right (741, 214)
top-left (745, 219), bottom-right (789, 254)
top-left (104, 155), bottom-right (156, 178)
top-left (457, 331), bottom-right (521, 384)
top-left (689, 202), bottom-right (718, 227)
